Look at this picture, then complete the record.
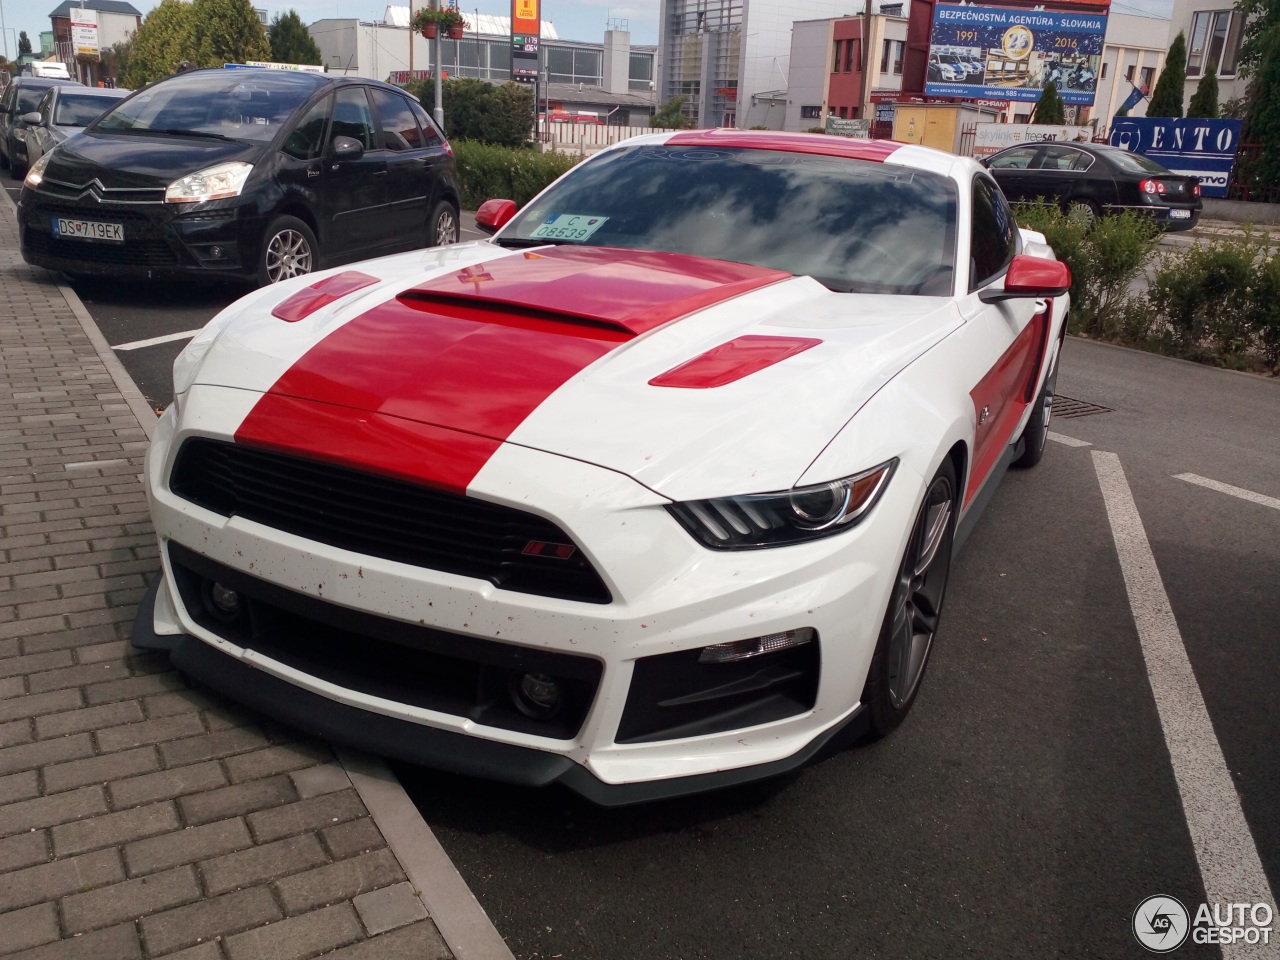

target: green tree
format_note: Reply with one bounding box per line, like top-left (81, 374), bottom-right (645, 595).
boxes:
top-left (101, 39), bottom-right (133, 85)
top-left (1147, 31), bottom-right (1187, 118)
top-left (407, 78), bottom-right (533, 147)
top-left (122, 0), bottom-right (195, 87)
top-left (1187, 61), bottom-right (1220, 117)
top-left (18, 31), bottom-right (31, 56)
top-left (650, 95), bottom-right (693, 129)
top-left (188, 0), bottom-right (271, 69)
top-left (268, 10), bottom-right (322, 65)
top-left (1031, 80), bottom-right (1065, 124)
top-left (1250, 26), bottom-right (1280, 184)
top-left (1234, 0), bottom-right (1280, 78)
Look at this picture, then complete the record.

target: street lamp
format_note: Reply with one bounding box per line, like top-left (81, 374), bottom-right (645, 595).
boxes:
top-left (0, 0), bottom-right (11, 62)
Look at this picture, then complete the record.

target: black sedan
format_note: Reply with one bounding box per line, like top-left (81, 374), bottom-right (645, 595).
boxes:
top-left (982, 141), bottom-right (1202, 230)
top-left (20, 86), bottom-right (132, 172)
top-left (17, 68), bottom-right (461, 285)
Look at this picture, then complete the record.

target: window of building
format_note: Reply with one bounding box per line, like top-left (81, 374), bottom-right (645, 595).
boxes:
top-left (1187, 10), bottom-right (1244, 76)
top-left (1139, 65), bottom-right (1155, 91)
top-left (1100, 61), bottom-right (1108, 79)
top-left (629, 52), bottom-right (653, 90)
top-left (845, 39), bottom-right (857, 72)
top-left (801, 105), bottom-right (821, 119)
top-left (834, 39), bottom-right (843, 72)
top-left (881, 39), bottom-right (904, 75)
top-left (545, 45), bottom-right (603, 85)
top-left (839, 105), bottom-right (848, 118)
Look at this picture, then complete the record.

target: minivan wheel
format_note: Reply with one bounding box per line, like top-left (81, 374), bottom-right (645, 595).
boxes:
top-left (428, 201), bottom-right (460, 247)
top-left (259, 216), bottom-right (318, 286)
top-left (8, 136), bottom-right (25, 180)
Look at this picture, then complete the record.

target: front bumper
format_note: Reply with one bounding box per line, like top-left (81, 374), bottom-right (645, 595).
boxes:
top-left (18, 191), bottom-right (267, 280)
top-left (140, 393), bottom-right (918, 800)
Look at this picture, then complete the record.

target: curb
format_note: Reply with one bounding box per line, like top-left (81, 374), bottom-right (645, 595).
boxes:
top-left (1, 185), bottom-right (515, 960)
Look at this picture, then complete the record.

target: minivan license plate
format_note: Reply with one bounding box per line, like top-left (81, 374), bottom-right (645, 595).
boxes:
top-left (1169, 209), bottom-right (1191, 219)
top-left (53, 218), bottom-right (124, 243)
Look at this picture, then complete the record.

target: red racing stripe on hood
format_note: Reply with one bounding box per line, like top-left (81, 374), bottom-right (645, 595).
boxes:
top-left (234, 247), bottom-right (788, 493)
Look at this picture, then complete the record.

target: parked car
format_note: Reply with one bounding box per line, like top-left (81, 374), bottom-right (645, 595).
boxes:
top-left (20, 85), bottom-right (132, 171)
top-left (133, 130), bottom-right (1071, 804)
top-left (18, 68), bottom-right (460, 285)
top-left (0, 75), bottom-right (81, 177)
top-left (982, 141), bottom-right (1203, 230)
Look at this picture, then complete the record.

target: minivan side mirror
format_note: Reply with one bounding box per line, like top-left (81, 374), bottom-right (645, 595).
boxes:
top-left (475, 198), bottom-right (517, 235)
top-left (21, 112), bottom-right (43, 125)
top-left (330, 136), bottom-right (364, 161)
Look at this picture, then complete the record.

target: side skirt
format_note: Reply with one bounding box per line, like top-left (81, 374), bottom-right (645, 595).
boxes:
top-left (953, 436), bottom-right (1024, 556)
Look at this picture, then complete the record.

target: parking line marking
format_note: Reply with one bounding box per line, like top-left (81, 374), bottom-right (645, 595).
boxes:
top-left (1175, 473), bottom-right (1280, 512)
top-left (1093, 451), bottom-right (1277, 947)
top-left (1048, 431), bottom-right (1091, 447)
top-left (114, 329), bottom-right (203, 351)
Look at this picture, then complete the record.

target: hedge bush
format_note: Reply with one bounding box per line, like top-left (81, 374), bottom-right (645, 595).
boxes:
top-left (451, 141), bottom-right (582, 209)
top-left (1013, 203), bottom-right (1161, 336)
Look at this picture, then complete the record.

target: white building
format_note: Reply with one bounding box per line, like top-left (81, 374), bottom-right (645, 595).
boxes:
top-left (1168, 0), bottom-right (1249, 112)
top-left (658, 0), bottom-right (866, 128)
top-left (1091, 5), bottom-right (1171, 126)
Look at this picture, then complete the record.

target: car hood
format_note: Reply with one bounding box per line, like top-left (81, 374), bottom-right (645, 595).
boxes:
top-left (190, 243), bottom-right (961, 500)
top-left (43, 130), bottom-right (261, 190)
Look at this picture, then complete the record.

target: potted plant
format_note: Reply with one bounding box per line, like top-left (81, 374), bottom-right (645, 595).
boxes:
top-left (411, 7), bottom-right (467, 40)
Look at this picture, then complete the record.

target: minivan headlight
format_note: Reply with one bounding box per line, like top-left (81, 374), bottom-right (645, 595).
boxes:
top-left (165, 161), bottom-right (253, 203)
top-left (24, 152), bottom-right (53, 190)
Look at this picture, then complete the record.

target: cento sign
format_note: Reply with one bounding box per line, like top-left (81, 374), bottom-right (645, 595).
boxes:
top-left (1109, 118), bottom-right (1242, 198)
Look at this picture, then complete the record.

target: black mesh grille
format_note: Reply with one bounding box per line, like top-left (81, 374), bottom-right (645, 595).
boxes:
top-left (170, 438), bottom-right (611, 604)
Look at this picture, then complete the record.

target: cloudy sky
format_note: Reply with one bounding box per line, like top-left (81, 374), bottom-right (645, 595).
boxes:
top-left (8, 0), bottom-right (1176, 66)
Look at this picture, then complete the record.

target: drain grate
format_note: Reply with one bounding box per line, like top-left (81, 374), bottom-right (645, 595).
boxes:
top-left (1053, 396), bottom-right (1113, 419)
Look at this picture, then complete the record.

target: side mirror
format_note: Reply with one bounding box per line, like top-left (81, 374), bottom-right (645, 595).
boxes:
top-left (20, 112), bottom-right (43, 125)
top-left (979, 254), bottom-right (1071, 303)
top-left (475, 198), bottom-right (517, 235)
top-left (330, 135), bottom-right (364, 161)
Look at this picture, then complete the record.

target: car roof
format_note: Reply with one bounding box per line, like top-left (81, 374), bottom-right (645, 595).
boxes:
top-left (12, 77), bottom-right (80, 88)
top-left (54, 86), bottom-right (130, 97)
top-left (174, 67), bottom-right (410, 97)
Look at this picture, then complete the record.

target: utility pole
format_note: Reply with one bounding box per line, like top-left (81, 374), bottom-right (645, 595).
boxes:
top-left (431, 0), bottom-right (444, 127)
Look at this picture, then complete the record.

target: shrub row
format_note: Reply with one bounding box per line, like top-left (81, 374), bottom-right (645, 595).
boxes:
top-left (1014, 202), bottom-right (1280, 373)
top-left (451, 141), bottom-right (582, 209)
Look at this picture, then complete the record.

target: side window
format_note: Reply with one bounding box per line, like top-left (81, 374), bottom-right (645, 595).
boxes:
top-left (38, 90), bottom-right (55, 122)
top-left (970, 177), bottom-right (1018, 291)
top-left (987, 146), bottom-right (1038, 170)
top-left (282, 94), bottom-right (331, 161)
top-left (331, 87), bottom-right (374, 151)
top-left (405, 96), bottom-right (442, 147)
top-left (1040, 145), bottom-right (1092, 171)
top-left (370, 89), bottom-right (423, 151)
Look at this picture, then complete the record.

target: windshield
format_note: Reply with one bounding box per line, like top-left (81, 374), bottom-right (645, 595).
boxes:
top-left (94, 71), bottom-right (319, 143)
top-left (1102, 147), bottom-right (1171, 175)
top-left (501, 146), bottom-right (958, 296)
top-left (54, 93), bottom-right (120, 127)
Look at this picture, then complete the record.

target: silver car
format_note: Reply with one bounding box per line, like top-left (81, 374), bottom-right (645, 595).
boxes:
top-left (20, 86), bottom-right (130, 173)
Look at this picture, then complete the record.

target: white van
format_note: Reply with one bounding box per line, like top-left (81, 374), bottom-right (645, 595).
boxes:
top-left (30, 62), bottom-right (72, 80)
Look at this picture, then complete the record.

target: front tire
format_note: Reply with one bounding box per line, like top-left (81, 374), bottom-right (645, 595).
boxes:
top-left (258, 216), bottom-right (318, 286)
top-left (862, 459), bottom-right (957, 738)
top-left (8, 136), bottom-right (25, 180)
top-left (1012, 326), bottom-right (1064, 469)
top-left (428, 200), bottom-right (460, 247)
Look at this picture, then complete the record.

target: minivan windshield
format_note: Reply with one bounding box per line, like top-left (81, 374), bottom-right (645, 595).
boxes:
top-left (94, 70), bottom-right (320, 143)
top-left (500, 146), bottom-right (958, 296)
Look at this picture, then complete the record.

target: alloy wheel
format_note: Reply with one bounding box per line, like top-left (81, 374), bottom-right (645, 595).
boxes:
top-left (886, 475), bottom-right (954, 709)
top-left (435, 209), bottom-right (459, 246)
top-left (265, 229), bottom-right (313, 283)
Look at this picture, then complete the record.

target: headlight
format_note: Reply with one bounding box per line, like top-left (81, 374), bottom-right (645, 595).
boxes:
top-left (668, 459), bottom-right (897, 549)
top-left (165, 161), bottom-right (253, 203)
top-left (24, 152), bottom-right (52, 189)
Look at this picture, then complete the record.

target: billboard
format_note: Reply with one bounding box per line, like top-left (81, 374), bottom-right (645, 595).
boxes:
top-left (512, 0), bottom-right (540, 83)
top-left (1109, 118), bottom-right (1242, 198)
top-left (924, 4), bottom-right (1107, 105)
top-left (973, 122), bottom-right (1095, 157)
top-left (69, 7), bottom-right (99, 58)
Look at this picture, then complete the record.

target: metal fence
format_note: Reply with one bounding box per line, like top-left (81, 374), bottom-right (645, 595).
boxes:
top-left (1228, 143), bottom-right (1280, 204)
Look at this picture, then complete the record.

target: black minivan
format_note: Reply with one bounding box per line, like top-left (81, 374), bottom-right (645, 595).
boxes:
top-left (18, 68), bottom-right (462, 285)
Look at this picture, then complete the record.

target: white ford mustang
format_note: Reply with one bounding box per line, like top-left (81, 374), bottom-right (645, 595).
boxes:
top-left (134, 130), bottom-right (1070, 804)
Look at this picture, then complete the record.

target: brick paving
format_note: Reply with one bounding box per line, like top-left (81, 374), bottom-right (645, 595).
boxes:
top-left (0, 199), bottom-right (453, 959)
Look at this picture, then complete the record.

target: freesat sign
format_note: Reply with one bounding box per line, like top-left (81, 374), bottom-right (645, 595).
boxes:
top-left (1109, 118), bottom-right (1242, 198)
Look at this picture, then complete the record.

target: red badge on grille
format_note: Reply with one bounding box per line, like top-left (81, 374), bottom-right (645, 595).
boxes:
top-left (522, 541), bottom-right (577, 560)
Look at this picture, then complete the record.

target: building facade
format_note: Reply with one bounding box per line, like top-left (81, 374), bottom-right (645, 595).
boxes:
top-left (1092, 9), bottom-right (1170, 126)
top-left (308, 13), bottom-right (657, 124)
top-left (657, 0), bottom-right (862, 128)
top-left (48, 0), bottom-right (142, 85)
top-left (1169, 0), bottom-right (1249, 112)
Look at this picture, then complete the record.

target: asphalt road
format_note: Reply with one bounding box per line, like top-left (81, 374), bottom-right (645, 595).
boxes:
top-left (9, 172), bottom-right (1279, 958)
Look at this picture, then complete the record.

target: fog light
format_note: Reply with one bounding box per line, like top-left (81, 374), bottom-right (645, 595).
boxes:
top-left (698, 627), bottom-right (815, 664)
top-left (210, 245), bottom-right (224, 259)
top-left (512, 672), bottom-right (562, 719)
top-left (203, 581), bottom-right (242, 622)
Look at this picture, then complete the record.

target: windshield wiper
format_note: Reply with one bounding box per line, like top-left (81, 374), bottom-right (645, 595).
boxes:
top-left (137, 128), bottom-right (244, 143)
top-left (490, 237), bottom-right (576, 248)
